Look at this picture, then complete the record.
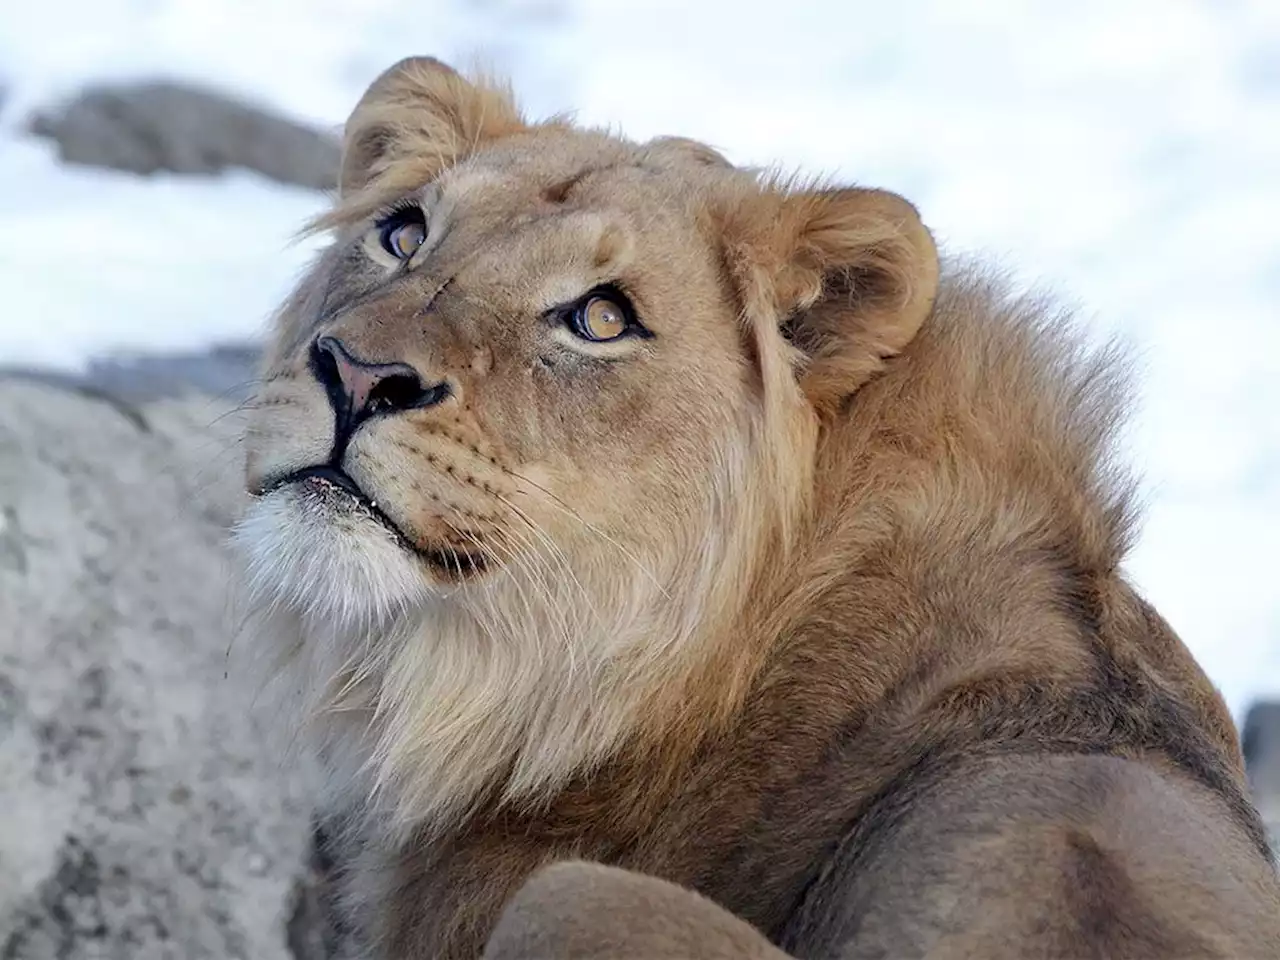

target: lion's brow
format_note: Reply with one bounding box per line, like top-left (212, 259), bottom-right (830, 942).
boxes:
top-left (540, 163), bottom-right (631, 204)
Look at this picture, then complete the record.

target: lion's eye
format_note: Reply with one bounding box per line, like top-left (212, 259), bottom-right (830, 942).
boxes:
top-left (571, 294), bottom-right (630, 342)
top-left (375, 206), bottom-right (427, 261)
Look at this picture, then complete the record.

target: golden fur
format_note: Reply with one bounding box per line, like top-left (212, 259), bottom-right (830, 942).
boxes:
top-left (231, 57), bottom-right (1279, 958)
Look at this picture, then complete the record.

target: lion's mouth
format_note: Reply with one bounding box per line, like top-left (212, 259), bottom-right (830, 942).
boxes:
top-left (263, 465), bottom-right (489, 581)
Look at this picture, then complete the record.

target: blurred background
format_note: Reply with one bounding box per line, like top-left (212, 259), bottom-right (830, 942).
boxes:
top-left (4, 0), bottom-right (1277, 717)
top-left (0, 2), bottom-right (1277, 956)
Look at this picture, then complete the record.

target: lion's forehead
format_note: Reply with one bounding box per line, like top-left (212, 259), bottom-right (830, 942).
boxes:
top-left (436, 130), bottom-right (725, 228)
top-left (388, 167), bottom-right (720, 317)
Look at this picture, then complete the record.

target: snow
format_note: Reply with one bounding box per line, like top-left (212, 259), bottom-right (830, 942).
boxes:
top-left (1, 0), bottom-right (1277, 717)
top-left (0, 139), bottom-right (325, 366)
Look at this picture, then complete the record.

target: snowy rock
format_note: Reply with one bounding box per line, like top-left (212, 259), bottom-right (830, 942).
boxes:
top-left (4, 343), bottom-right (265, 409)
top-left (27, 81), bottom-right (341, 191)
top-left (78, 344), bottom-right (263, 405)
top-left (0, 376), bottom-right (336, 958)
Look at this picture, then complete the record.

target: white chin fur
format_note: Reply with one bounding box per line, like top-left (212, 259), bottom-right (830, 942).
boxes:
top-left (229, 485), bottom-right (431, 632)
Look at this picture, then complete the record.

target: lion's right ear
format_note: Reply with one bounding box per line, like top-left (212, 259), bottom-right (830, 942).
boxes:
top-left (339, 57), bottom-right (527, 197)
top-left (716, 180), bottom-right (939, 415)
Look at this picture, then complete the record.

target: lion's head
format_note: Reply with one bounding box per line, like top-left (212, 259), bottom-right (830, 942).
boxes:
top-left (232, 57), bottom-right (938, 832)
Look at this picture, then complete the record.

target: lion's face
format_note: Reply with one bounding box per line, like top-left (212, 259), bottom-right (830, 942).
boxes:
top-left (231, 57), bottom-right (938, 827)
top-left (240, 128), bottom-right (760, 622)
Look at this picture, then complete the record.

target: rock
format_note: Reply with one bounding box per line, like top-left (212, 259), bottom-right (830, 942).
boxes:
top-left (0, 376), bottom-right (335, 958)
top-left (78, 343), bottom-right (264, 406)
top-left (28, 81), bottom-right (341, 191)
top-left (65, 343), bottom-right (262, 407)
top-left (0, 343), bottom-right (265, 437)
top-left (1242, 700), bottom-right (1280, 843)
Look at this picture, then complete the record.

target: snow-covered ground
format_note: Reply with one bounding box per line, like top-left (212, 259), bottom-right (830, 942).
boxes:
top-left (1, 1), bottom-right (1277, 717)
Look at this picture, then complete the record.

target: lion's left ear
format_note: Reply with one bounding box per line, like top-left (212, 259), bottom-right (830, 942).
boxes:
top-left (722, 185), bottom-right (939, 413)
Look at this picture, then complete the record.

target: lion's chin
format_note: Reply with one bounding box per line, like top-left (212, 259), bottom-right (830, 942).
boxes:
top-left (230, 482), bottom-right (435, 632)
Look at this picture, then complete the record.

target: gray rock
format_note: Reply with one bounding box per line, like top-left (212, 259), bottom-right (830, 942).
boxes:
top-left (1243, 700), bottom-right (1280, 843)
top-left (0, 342), bottom-right (265, 435)
top-left (17, 343), bottom-right (263, 406)
top-left (78, 343), bottom-right (265, 406)
top-left (0, 377), bottom-right (333, 958)
top-left (28, 81), bottom-right (341, 191)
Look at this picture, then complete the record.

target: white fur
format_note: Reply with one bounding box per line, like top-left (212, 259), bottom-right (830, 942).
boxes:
top-left (231, 485), bottom-right (433, 632)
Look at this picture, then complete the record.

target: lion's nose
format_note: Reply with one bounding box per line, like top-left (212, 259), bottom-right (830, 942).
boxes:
top-left (310, 336), bottom-right (450, 443)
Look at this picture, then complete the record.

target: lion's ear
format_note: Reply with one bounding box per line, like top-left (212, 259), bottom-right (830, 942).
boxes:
top-left (339, 57), bottom-right (526, 197)
top-left (723, 185), bottom-right (939, 413)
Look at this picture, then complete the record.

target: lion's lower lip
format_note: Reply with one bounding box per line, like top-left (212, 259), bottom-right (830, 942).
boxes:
top-left (273, 465), bottom-right (381, 511)
top-left (284, 464), bottom-right (365, 499)
top-left (266, 466), bottom-right (490, 581)
top-left (270, 465), bottom-right (418, 546)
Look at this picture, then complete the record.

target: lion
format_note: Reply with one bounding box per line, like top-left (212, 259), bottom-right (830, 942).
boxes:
top-left (231, 56), bottom-right (1280, 958)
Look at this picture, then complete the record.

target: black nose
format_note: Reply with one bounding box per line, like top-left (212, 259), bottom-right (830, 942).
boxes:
top-left (310, 336), bottom-right (450, 447)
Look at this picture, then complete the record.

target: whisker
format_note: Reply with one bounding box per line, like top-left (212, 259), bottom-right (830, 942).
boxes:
top-left (201, 394), bottom-right (262, 430)
top-left (506, 469), bottom-right (670, 598)
top-left (469, 521), bottom-right (563, 661)
top-left (490, 491), bottom-right (607, 640)
top-left (454, 525), bottom-right (540, 653)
